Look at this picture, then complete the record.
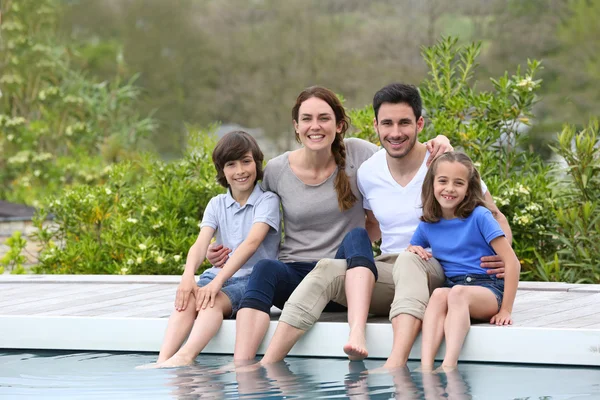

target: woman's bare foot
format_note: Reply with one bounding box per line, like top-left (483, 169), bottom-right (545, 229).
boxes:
top-left (343, 329), bottom-right (368, 361)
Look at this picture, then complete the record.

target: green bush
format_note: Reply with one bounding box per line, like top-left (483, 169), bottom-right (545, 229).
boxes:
top-left (31, 127), bottom-right (223, 275)
top-left (0, 0), bottom-right (154, 206)
top-left (0, 231), bottom-right (28, 274)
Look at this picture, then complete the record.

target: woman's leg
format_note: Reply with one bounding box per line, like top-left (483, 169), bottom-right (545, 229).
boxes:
top-left (442, 285), bottom-right (498, 368)
top-left (336, 227), bottom-right (377, 360)
top-left (234, 260), bottom-right (309, 361)
top-left (156, 292), bottom-right (198, 363)
top-left (420, 287), bottom-right (450, 370)
top-left (158, 292), bottom-right (233, 367)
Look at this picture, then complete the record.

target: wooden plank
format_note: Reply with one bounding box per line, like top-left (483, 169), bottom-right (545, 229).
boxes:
top-left (516, 293), bottom-right (600, 323)
top-left (1, 285), bottom-right (168, 315)
top-left (0, 283), bottom-right (153, 312)
top-left (518, 303), bottom-right (600, 328)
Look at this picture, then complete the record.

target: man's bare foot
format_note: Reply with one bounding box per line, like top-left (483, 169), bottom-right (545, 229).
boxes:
top-left (437, 364), bottom-right (457, 373)
top-left (155, 354), bottom-right (195, 368)
top-left (343, 329), bottom-right (368, 361)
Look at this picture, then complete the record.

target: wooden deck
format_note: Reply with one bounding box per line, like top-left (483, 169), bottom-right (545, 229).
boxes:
top-left (2, 275), bottom-right (600, 366)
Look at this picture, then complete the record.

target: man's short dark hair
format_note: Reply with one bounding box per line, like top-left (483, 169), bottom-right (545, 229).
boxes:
top-left (373, 83), bottom-right (422, 122)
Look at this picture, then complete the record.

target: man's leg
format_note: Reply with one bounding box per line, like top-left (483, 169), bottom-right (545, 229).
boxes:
top-left (386, 252), bottom-right (445, 368)
top-left (261, 258), bottom-right (348, 363)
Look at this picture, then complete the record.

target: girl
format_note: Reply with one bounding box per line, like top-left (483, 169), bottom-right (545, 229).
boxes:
top-left (407, 151), bottom-right (520, 371)
top-left (145, 131), bottom-right (281, 368)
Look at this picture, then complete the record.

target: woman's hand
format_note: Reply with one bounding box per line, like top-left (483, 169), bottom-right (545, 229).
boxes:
top-left (490, 309), bottom-right (512, 325)
top-left (196, 280), bottom-right (223, 311)
top-left (206, 243), bottom-right (231, 267)
top-left (174, 274), bottom-right (197, 311)
top-left (407, 245), bottom-right (432, 260)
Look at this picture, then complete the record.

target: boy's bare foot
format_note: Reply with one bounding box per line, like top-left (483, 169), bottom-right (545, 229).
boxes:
top-left (343, 329), bottom-right (368, 361)
top-left (155, 354), bottom-right (195, 368)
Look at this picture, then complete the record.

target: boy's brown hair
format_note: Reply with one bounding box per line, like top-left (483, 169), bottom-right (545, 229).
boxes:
top-left (212, 131), bottom-right (264, 188)
top-left (421, 151), bottom-right (488, 223)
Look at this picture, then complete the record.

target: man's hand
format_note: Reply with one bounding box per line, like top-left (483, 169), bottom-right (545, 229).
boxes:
top-left (426, 135), bottom-right (454, 166)
top-left (174, 274), bottom-right (197, 311)
top-left (196, 280), bottom-right (223, 310)
top-left (207, 243), bottom-right (231, 267)
top-left (481, 255), bottom-right (505, 279)
top-left (407, 245), bottom-right (432, 261)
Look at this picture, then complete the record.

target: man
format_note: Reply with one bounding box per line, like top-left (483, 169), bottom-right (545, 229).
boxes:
top-left (249, 83), bottom-right (511, 368)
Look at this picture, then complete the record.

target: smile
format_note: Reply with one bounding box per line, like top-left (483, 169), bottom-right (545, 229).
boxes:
top-left (308, 134), bottom-right (325, 140)
top-left (441, 194), bottom-right (456, 200)
top-left (234, 177), bottom-right (250, 183)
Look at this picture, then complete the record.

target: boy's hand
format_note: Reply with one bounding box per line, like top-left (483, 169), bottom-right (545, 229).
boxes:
top-left (207, 243), bottom-right (231, 268)
top-left (196, 280), bottom-right (223, 311)
top-left (481, 255), bottom-right (505, 278)
top-left (175, 274), bottom-right (197, 311)
top-left (490, 309), bottom-right (512, 325)
top-left (407, 245), bottom-right (432, 260)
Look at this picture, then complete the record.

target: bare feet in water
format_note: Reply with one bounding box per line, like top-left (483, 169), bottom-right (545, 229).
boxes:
top-left (343, 329), bottom-right (368, 361)
top-left (136, 354), bottom-right (195, 369)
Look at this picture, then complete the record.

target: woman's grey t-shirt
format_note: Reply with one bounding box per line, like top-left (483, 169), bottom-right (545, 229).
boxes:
top-left (261, 138), bottom-right (378, 263)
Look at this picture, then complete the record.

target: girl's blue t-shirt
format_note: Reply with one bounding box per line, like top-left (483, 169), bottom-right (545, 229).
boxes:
top-left (410, 206), bottom-right (505, 277)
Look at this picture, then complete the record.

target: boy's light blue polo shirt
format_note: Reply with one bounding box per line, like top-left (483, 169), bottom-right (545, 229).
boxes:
top-left (200, 184), bottom-right (280, 278)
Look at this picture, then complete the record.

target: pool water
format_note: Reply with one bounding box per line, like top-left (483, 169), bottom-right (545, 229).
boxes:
top-left (1, 351), bottom-right (600, 399)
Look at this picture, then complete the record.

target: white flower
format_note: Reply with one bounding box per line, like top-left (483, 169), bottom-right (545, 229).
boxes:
top-left (173, 255), bottom-right (182, 262)
top-left (518, 185), bottom-right (530, 195)
top-left (105, 188), bottom-right (112, 195)
top-left (33, 170), bottom-right (41, 177)
top-left (127, 218), bottom-right (138, 224)
top-left (152, 222), bottom-right (162, 229)
top-left (136, 257), bottom-right (143, 264)
top-left (120, 267), bottom-right (129, 275)
top-left (151, 206), bottom-right (158, 212)
top-left (156, 256), bottom-right (165, 264)
top-left (7, 134), bottom-right (14, 141)
top-left (138, 244), bottom-right (147, 250)
top-left (127, 259), bottom-right (134, 265)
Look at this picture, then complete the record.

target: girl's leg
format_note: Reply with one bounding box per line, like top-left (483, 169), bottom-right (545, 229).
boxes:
top-left (420, 287), bottom-right (450, 370)
top-left (156, 292), bottom-right (198, 363)
top-left (442, 285), bottom-right (498, 368)
top-left (336, 228), bottom-right (377, 360)
top-left (234, 260), bottom-right (307, 361)
top-left (158, 292), bottom-right (233, 367)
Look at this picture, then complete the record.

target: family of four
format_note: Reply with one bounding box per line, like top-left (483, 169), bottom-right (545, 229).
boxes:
top-left (145, 83), bottom-right (520, 372)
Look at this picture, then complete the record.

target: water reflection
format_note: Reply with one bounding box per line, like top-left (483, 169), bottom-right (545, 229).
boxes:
top-left (3, 351), bottom-right (600, 399)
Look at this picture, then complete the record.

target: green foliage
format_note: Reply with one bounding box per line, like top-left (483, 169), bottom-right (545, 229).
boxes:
top-left (544, 120), bottom-right (600, 282)
top-left (32, 127), bottom-right (223, 275)
top-left (0, 0), bottom-right (155, 206)
top-left (0, 231), bottom-right (28, 274)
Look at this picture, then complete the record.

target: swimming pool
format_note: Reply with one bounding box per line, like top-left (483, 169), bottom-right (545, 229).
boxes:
top-left (2, 351), bottom-right (600, 399)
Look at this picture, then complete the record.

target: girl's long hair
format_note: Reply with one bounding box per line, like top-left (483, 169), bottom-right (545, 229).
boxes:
top-left (292, 86), bottom-right (356, 212)
top-left (421, 152), bottom-right (488, 223)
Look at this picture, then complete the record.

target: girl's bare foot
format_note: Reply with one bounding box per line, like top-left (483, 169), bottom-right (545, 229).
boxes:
top-left (343, 329), bottom-right (368, 361)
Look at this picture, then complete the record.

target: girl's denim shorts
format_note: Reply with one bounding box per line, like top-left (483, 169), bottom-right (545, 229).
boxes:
top-left (444, 273), bottom-right (504, 311)
top-left (197, 271), bottom-right (249, 317)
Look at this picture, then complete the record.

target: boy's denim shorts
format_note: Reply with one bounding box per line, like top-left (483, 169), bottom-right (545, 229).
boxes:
top-left (197, 271), bottom-right (250, 318)
top-left (444, 273), bottom-right (504, 311)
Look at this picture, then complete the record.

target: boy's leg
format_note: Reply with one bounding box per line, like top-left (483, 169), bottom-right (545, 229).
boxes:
top-left (156, 294), bottom-right (198, 363)
top-left (386, 252), bottom-right (446, 369)
top-left (420, 287), bottom-right (450, 370)
top-left (158, 292), bottom-right (233, 367)
top-left (262, 258), bottom-right (348, 363)
top-left (443, 285), bottom-right (498, 368)
top-left (234, 260), bottom-right (310, 361)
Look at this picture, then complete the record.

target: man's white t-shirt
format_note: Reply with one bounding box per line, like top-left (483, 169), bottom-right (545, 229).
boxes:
top-left (357, 149), bottom-right (488, 254)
